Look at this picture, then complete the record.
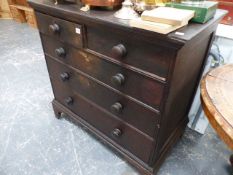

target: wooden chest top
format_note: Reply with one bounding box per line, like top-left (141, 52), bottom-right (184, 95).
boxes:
top-left (28, 0), bottom-right (226, 45)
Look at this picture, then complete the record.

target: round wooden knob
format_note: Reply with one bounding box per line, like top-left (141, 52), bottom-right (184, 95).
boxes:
top-left (111, 44), bottom-right (127, 59)
top-left (49, 24), bottom-right (60, 33)
top-left (112, 128), bottom-right (122, 137)
top-left (65, 97), bottom-right (73, 105)
top-left (60, 72), bottom-right (70, 81)
top-left (111, 102), bottom-right (123, 114)
top-left (111, 73), bottom-right (125, 86)
top-left (55, 47), bottom-right (66, 57)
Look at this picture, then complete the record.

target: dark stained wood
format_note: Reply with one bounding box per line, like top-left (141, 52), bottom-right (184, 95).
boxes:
top-left (36, 12), bottom-right (83, 48)
top-left (28, 0), bottom-right (226, 45)
top-left (81, 0), bottom-right (123, 7)
top-left (52, 100), bottom-right (155, 175)
top-left (41, 35), bottom-right (166, 110)
top-left (201, 64), bottom-right (233, 150)
top-left (153, 30), bottom-right (217, 165)
top-left (46, 56), bottom-right (160, 138)
top-left (86, 26), bottom-right (174, 80)
top-left (29, 0), bottom-right (227, 174)
top-left (50, 83), bottom-right (155, 164)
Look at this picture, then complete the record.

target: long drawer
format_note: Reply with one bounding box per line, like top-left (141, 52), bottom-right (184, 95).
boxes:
top-left (50, 76), bottom-right (155, 164)
top-left (42, 35), bottom-right (165, 110)
top-left (36, 12), bottom-right (83, 48)
top-left (86, 26), bottom-right (175, 80)
top-left (46, 56), bottom-right (160, 138)
top-left (36, 11), bottom-right (173, 81)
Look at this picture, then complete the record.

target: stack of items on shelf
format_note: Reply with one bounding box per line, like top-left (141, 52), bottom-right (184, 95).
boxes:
top-left (130, 7), bottom-right (195, 34)
top-left (130, 1), bottom-right (218, 34)
top-left (166, 1), bottom-right (218, 23)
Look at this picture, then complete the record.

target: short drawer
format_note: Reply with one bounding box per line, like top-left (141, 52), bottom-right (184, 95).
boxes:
top-left (86, 26), bottom-right (175, 80)
top-left (51, 78), bottom-right (155, 164)
top-left (36, 12), bottom-right (83, 48)
top-left (42, 35), bottom-right (165, 110)
top-left (46, 56), bottom-right (160, 138)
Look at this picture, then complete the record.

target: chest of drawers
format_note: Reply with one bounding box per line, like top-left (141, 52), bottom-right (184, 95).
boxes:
top-left (28, 0), bottom-right (226, 174)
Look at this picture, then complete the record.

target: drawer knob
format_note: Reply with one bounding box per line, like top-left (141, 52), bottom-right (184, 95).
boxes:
top-left (65, 97), bottom-right (73, 105)
top-left (111, 44), bottom-right (127, 59)
top-left (49, 24), bottom-right (60, 33)
top-left (112, 128), bottom-right (122, 137)
top-left (55, 48), bottom-right (66, 57)
top-left (111, 102), bottom-right (123, 114)
top-left (111, 73), bottom-right (125, 86)
top-left (60, 72), bottom-right (70, 81)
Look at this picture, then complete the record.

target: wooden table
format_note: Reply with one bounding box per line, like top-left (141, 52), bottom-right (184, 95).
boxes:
top-left (201, 64), bottom-right (233, 166)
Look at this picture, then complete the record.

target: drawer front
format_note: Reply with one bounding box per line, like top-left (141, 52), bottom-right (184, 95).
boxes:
top-left (86, 27), bottom-right (174, 80)
top-left (36, 12), bottom-right (83, 48)
top-left (46, 56), bottom-right (160, 138)
top-left (42, 35), bottom-right (165, 110)
top-left (51, 78), bottom-right (155, 163)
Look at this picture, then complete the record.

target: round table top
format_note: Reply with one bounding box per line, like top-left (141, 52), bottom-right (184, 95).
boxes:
top-left (201, 64), bottom-right (233, 150)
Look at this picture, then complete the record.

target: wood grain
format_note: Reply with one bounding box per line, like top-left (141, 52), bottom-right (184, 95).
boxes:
top-left (45, 55), bottom-right (161, 138)
top-left (201, 64), bottom-right (233, 150)
top-left (8, 0), bottom-right (37, 28)
top-left (0, 0), bottom-right (12, 19)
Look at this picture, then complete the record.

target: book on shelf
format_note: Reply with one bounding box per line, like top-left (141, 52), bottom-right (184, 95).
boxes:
top-left (130, 7), bottom-right (195, 34)
top-left (141, 7), bottom-right (195, 26)
top-left (166, 1), bottom-right (218, 23)
top-left (130, 18), bottom-right (188, 34)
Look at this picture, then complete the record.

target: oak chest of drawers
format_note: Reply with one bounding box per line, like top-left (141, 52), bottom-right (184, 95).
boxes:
top-left (28, 0), bottom-right (225, 174)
